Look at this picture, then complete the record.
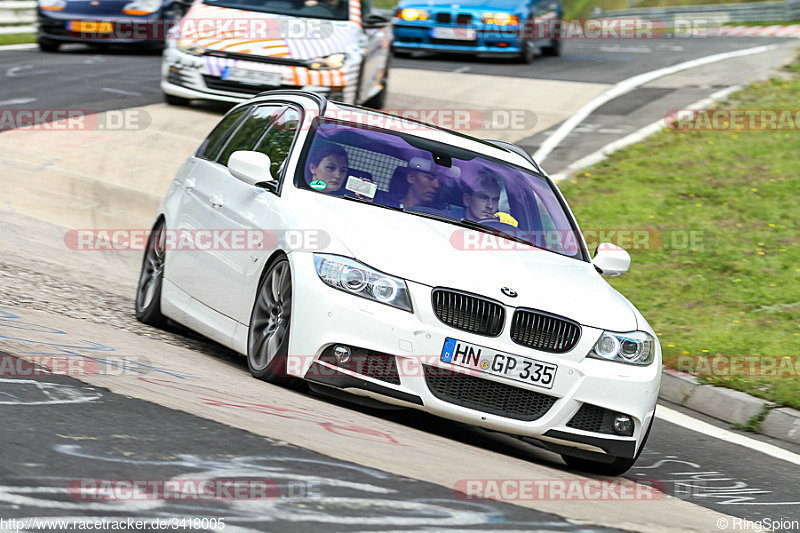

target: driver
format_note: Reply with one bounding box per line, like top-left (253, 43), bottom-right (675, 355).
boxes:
top-left (463, 172), bottom-right (502, 221)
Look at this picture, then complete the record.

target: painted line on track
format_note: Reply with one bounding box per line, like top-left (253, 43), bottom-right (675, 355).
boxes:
top-left (550, 84), bottom-right (742, 182)
top-left (0, 43), bottom-right (37, 51)
top-left (657, 405), bottom-right (800, 466)
top-left (533, 43), bottom-right (779, 164)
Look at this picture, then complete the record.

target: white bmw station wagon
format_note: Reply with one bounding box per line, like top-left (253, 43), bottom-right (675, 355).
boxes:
top-left (136, 90), bottom-right (661, 476)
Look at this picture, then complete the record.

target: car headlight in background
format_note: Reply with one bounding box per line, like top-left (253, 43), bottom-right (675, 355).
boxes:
top-left (307, 53), bottom-right (346, 70)
top-left (395, 8), bottom-right (429, 21)
top-left (314, 254), bottom-right (413, 312)
top-left (481, 12), bottom-right (520, 25)
top-left (588, 331), bottom-right (655, 366)
top-left (39, 0), bottom-right (66, 11)
top-left (177, 39), bottom-right (206, 55)
top-left (123, 0), bottom-right (162, 15)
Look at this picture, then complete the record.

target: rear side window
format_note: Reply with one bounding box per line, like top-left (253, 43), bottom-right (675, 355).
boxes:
top-left (196, 107), bottom-right (248, 161)
top-left (216, 105), bottom-right (285, 166)
top-left (253, 107), bottom-right (302, 179)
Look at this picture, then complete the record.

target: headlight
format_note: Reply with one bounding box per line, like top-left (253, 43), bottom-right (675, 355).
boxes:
top-left (395, 8), bottom-right (429, 21)
top-left (314, 254), bottom-right (413, 312)
top-left (39, 0), bottom-right (66, 11)
top-left (307, 53), bottom-right (346, 70)
top-left (177, 39), bottom-right (206, 55)
top-left (123, 0), bottom-right (162, 15)
top-left (588, 331), bottom-right (655, 366)
top-left (481, 12), bottom-right (520, 25)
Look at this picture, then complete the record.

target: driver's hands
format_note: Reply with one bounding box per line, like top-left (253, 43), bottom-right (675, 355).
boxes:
top-left (494, 212), bottom-right (518, 227)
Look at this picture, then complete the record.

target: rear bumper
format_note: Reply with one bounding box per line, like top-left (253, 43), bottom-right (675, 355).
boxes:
top-left (37, 11), bottom-right (169, 44)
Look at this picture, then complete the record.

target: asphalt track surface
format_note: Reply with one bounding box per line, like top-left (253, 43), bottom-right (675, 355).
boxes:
top-left (2, 35), bottom-right (800, 531)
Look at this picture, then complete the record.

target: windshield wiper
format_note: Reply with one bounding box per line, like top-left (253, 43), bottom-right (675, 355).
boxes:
top-left (403, 209), bottom-right (539, 249)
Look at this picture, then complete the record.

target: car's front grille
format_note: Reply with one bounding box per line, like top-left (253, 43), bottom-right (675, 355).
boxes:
top-left (435, 12), bottom-right (451, 24)
top-left (456, 14), bottom-right (472, 25)
top-left (431, 289), bottom-right (504, 336)
top-left (201, 75), bottom-right (286, 95)
top-left (423, 365), bottom-right (557, 421)
top-left (567, 403), bottom-right (630, 436)
top-left (430, 38), bottom-right (478, 46)
top-left (319, 346), bottom-right (401, 385)
top-left (510, 309), bottom-right (581, 353)
top-left (203, 50), bottom-right (307, 67)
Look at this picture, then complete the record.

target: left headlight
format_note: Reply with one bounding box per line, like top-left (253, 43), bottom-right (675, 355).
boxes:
top-left (307, 53), bottom-right (346, 70)
top-left (314, 254), bottom-right (413, 312)
top-left (588, 331), bottom-right (655, 366)
top-left (123, 0), bottom-right (162, 15)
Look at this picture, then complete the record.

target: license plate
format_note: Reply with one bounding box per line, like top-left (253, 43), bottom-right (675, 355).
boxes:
top-left (68, 20), bottom-right (113, 34)
top-left (431, 26), bottom-right (476, 40)
top-left (221, 67), bottom-right (282, 86)
top-left (441, 337), bottom-right (557, 389)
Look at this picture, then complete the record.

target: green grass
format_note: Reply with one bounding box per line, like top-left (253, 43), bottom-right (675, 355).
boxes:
top-left (557, 52), bottom-right (800, 410)
top-left (564, 0), bottom-right (776, 18)
top-left (0, 33), bottom-right (35, 46)
top-left (373, 0), bottom-right (398, 10)
top-left (722, 20), bottom-right (800, 27)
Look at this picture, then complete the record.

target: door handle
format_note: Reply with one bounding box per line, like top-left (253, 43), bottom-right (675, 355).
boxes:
top-left (210, 194), bottom-right (223, 208)
top-left (182, 178), bottom-right (196, 191)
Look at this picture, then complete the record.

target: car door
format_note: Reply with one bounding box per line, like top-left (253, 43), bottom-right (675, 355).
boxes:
top-left (167, 105), bottom-right (250, 297)
top-left (357, 0), bottom-right (390, 102)
top-left (195, 104), bottom-right (302, 324)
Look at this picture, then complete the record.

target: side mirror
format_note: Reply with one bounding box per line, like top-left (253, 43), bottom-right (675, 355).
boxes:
top-left (593, 243), bottom-right (630, 277)
top-left (364, 13), bottom-right (390, 28)
top-left (227, 151), bottom-right (274, 187)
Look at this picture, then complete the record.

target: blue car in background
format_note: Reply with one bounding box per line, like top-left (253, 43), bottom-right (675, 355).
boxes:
top-left (36, 0), bottom-right (190, 52)
top-left (392, 0), bottom-right (562, 63)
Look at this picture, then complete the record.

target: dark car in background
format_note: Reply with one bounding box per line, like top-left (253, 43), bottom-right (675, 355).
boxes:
top-left (36, 0), bottom-right (190, 51)
top-left (392, 0), bottom-right (562, 63)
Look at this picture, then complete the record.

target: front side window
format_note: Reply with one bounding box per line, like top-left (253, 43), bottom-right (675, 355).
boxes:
top-left (216, 105), bottom-right (285, 166)
top-left (196, 107), bottom-right (249, 161)
top-left (254, 107), bottom-right (302, 179)
top-left (294, 119), bottom-right (586, 260)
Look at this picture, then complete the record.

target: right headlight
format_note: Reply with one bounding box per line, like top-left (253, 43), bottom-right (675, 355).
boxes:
top-left (314, 254), bottom-right (413, 312)
top-left (588, 331), bottom-right (655, 366)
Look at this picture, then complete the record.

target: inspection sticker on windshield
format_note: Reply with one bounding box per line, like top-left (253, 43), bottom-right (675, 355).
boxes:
top-left (441, 337), bottom-right (557, 389)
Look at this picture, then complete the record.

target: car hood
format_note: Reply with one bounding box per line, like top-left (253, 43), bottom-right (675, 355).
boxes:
top-left (179, 3), bottom-right (356, 60)
top-left (302, 194), bottom-right (638, 331)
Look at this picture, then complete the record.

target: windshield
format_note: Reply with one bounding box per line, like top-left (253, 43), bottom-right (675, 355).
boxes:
top-left (295, 119), bottom-right (586, 260)
top-left (202, 0), bottom-right (349, 21)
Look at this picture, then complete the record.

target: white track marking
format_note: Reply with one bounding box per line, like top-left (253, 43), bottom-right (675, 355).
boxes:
top-left (550, 85), bottom-right (742, 181)
top-left (657, 405), bottom-right (800, 466)
top-left (533, 44), bottom-right (778, 164)
top-left (0, 97), bottom-right (36, 106)
top-left (101, 88), bottom-right (142, 97)
top-left (0, 43), bottom-right (37, 51)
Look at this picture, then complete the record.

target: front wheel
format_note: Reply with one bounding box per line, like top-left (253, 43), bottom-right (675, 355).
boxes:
top-left (135, 220), bottom-right (168, 327)
top-left (37, 37), bottom-right (60, 52)
top-left (540, 33), bottom-right (562, 57)
top-left (247, 257), bottom-right (294, 384)
top-left (518, 40), bottom-right (535, 64)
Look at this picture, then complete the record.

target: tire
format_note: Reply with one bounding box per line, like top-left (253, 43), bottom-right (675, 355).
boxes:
top-left (164, 92), bottom-right (191, 106)
top-left (518, 40), bottom-right (535, 64)
top-left (541, 32), bottom-right (562, 57)
top-left (363, 57), bottom-right (390, 109)
top-left (247, 257), bottom-right (294, 384)
top-left (560, 412), bottom-right (655, 477)
top-left (37, 37), bottom-right (60, 53)
top-left (135, 220), bottom-right (168, 327)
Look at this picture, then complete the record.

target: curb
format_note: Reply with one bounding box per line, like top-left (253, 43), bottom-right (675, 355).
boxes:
top-left (659, 368), bottom-right (800, 446)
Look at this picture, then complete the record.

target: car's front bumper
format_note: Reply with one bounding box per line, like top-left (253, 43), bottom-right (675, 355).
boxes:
top-left (393, 22), bottom-right (524, 56)
top-left (288, 252), bottom-right (660, 458)
top-left (161, 46), bottom-right (351, 104)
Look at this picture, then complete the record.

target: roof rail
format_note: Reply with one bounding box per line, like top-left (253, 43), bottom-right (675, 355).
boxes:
top-left (255, 89), bottom-right (328, 114)
top-left (485, 139), bottom-right (541, 173)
